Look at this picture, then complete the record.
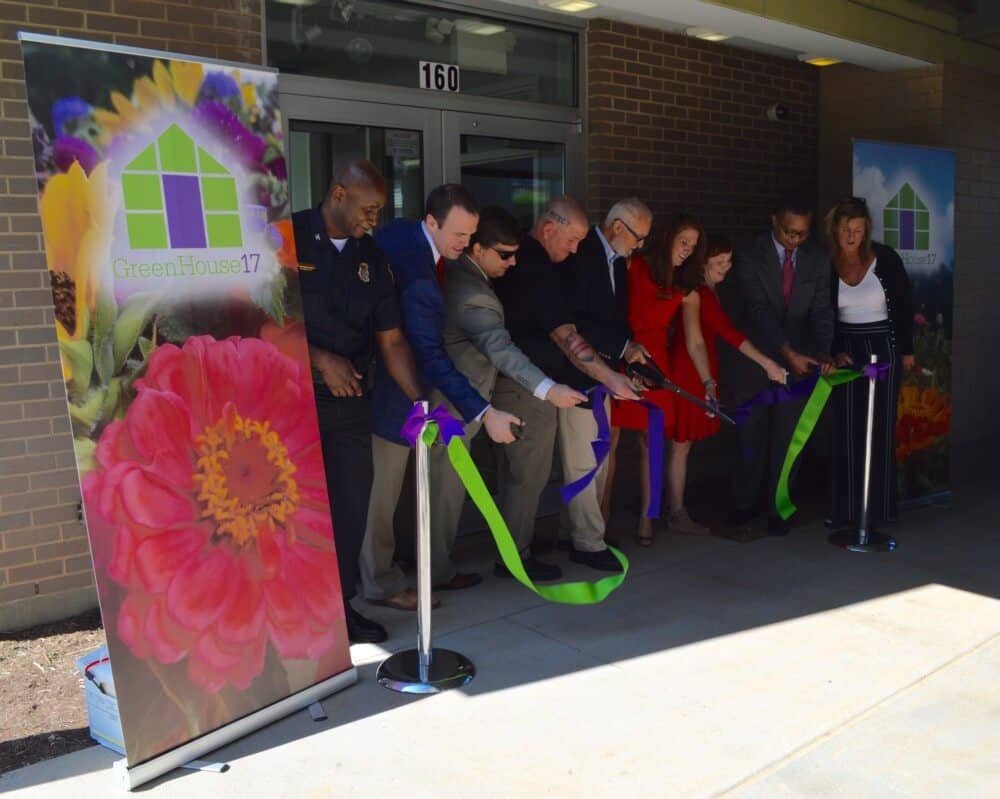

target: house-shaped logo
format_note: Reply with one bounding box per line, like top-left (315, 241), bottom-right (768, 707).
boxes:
top-left (883, 182), bottom-right (929, 251)
top-left (122, 124), bottom-right (243, 250)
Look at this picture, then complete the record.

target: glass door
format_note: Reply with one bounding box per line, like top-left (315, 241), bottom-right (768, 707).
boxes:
top-left (442, 111), bottom-right (582, 230)
top-left (280, 92), bottom-right (441, 225)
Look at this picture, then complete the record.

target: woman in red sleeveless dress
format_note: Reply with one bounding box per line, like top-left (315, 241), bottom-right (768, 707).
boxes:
top-left (607, 215), bottom-right (705, 545)
top-left (668, 236), bottom-right (787, 532)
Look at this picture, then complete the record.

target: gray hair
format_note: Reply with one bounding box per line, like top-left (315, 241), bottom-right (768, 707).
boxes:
top-left (604, 197), bottom-right (652, 227)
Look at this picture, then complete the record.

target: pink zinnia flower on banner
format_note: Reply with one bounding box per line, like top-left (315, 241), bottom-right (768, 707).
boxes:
top-left (83, 336), bottom-right (340, 693)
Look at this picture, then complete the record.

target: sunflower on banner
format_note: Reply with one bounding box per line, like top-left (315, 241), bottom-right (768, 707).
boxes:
top-left (23, 38), bottom-right (350, 768)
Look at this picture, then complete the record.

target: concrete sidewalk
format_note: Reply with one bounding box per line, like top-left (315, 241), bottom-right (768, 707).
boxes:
top-left (2, 493), bottom-right (997, 798)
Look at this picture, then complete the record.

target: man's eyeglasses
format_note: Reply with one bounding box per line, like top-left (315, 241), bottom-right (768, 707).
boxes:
top-left (777, 221), bottom-right (810, 241)
top-left (491, 247), bottom-right (518, 261)
top-left (615, 217), bottom-right (648, 246)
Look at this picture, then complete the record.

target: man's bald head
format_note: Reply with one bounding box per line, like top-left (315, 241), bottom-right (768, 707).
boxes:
top-left (322, 159), bottom-right (388, 239)
top-left (330, 159), bottom-right (387, 196)
top-left (533, 195), bottom-right (590, 263)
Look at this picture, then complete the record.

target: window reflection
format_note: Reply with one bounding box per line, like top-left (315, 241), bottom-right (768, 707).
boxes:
top-left (268, 1), bottom-right (576, 107)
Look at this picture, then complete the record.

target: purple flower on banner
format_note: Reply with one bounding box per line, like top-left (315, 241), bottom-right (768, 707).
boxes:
top-left (52, 97), bottom-right (92, 136)
top-left (198, 72), bottom-right (241, 103)
top-left (192, 101), bottom-right (267, 172)
top-left (52, 135), bottom-right (100, 175)
top-left (266, 156), bottom-right (287, 181)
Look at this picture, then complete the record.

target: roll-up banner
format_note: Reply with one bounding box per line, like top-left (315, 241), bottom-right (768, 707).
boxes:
top-left (18, 33), bottom-right (355, 788)
top-left (852, 139), bottom-right (955, 502)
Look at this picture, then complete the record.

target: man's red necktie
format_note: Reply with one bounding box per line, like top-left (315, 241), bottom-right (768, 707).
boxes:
top-left (782, 248), bottom-right (795, 305)
top-left (436, 256), bottom-right (445, 286)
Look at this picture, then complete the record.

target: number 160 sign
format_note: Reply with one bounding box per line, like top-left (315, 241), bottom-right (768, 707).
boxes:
top-left (419, 61), bottom-right (460, 92)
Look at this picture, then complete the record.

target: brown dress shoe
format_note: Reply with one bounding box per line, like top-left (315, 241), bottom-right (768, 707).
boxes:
top-left (432, 572), bottom-right (483, 591)
top-left (368, 587), bottom-right (441, 611)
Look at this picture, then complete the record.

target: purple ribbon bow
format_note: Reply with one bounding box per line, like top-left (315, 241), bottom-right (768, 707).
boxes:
top-left (400, 403), bottom-right (465, 447)
top-left (862, 363), bottom-right (891, 380)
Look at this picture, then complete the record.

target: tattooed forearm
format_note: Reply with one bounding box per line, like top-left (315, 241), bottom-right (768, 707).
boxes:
top-left (563, 331), bottom-right (595, 363)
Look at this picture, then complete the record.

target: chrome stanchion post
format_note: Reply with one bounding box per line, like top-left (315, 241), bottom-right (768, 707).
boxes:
top-left (377, 401), bottom-right (476, 694)
top-left (829, 354), bottom-right (897, 552)
top-left (415, 407), bottom-right (433, 682)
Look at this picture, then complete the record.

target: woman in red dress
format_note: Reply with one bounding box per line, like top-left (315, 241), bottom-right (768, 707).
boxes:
top-left (606, 214), bottom-right (705, 545)
top-left (668, 236), bottom-right (787, 533)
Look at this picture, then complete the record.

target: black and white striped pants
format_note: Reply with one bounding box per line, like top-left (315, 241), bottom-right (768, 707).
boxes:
top-left (830, 320), bottom-right (902, 526)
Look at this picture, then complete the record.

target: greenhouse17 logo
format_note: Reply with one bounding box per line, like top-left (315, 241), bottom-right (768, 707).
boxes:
top-left (883, 182), bottom-right (929, 251)
top-left (121, 123), bottom-right (243, 251)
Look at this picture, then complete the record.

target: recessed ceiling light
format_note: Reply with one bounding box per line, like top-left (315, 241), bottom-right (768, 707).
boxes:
top-left (685, 27), bottom-right (730, 42)
top-left (455, 19), bottom-right (507, 36)
top-left (541, 0), bottom-right (598, 13)
top-left (798, 54), bottom-right (841, 66)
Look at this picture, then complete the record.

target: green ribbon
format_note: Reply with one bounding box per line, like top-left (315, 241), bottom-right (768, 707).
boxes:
top-left (422, 423), bottom-right (629, 604)
top-left (774, 368), bottom-right (872, 520)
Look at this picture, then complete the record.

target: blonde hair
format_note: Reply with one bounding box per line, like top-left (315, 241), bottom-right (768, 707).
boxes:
top-left (825, 197), bottom-right (873, 264)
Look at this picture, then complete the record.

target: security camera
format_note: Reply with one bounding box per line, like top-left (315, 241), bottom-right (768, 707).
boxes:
top-left (766, 103), bottom-right (789, 122)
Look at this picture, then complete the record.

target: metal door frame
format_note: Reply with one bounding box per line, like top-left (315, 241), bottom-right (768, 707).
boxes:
top-left (280, 73), bottom-right (583, 201)
top-left (280, 89), bottom-right (444, 203)
top-left (441, 110), bottom-right (581, 202)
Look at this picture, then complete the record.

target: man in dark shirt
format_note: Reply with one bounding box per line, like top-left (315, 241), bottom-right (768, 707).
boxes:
top-left (295, 159), bottom-right (422, 644)
top-left (493, 196), bottom-right (640, 572)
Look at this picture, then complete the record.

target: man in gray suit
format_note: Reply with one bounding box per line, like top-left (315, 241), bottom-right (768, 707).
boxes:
top-left (429, 207), bottom-right (587, 582)
top-left (731, 195), bottom-right (834, 535)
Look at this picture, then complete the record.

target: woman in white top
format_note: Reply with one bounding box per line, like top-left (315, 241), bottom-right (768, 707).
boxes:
top-left (826, 198), bottom-right (914, 530)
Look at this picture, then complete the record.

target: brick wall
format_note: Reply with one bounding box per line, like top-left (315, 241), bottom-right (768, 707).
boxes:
top-left (942, 64), bottom-right (1000, 485)
top-left (586, 18), bottom-right (819, 242)
top-left (0, 0), bottom-right (262, 632)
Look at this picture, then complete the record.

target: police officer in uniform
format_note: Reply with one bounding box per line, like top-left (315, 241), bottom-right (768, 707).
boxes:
top-left (293, 159), bottom-right (422, 644)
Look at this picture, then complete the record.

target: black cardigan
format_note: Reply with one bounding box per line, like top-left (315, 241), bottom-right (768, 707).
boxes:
top-left (830, 241), bottom-right (914, 356)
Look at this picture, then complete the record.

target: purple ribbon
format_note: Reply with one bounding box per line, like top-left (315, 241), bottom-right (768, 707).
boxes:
top-left (400, 403), bottom-right (465, 447)
top-left (641, 401), bottom-right (664, 519)
top-left (862, 363), bottom-right (891, 380)
top-left (733, 364), bottom-right (892, 428)
top-left (559, 388), bottom-right (664, 519)
top-left (561, 386), bottom-right (611, 505)
top-left (733, 376), bottom-right (820, 428)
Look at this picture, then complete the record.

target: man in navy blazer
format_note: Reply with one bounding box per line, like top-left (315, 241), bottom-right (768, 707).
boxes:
top-left (359, 185), bottom-right (521, 610)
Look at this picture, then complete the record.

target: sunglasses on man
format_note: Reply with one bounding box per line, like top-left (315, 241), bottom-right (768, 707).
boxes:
top-left (491, 246), bottom-right (518, 261)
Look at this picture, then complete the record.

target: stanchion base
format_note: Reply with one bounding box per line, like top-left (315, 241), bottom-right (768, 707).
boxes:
top-left (377, 648), bottom-right (475, 694)
top-left (827, 529), bottom-right (897, 552)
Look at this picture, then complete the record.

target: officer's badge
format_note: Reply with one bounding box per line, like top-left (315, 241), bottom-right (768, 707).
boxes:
top-left (358, 262), bottom-right (370, 283)
top-left (298, 261), bottom-right (316, 272)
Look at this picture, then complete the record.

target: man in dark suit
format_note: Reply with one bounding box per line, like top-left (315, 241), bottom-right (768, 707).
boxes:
top-left (731, 195), bottom-right (835, 535)
top-left (556, 198), bottom-right (653, 562)
top-left (359, 185), bottom-right (521, 611)
top-left (492, 196), bottom-right (643, 573)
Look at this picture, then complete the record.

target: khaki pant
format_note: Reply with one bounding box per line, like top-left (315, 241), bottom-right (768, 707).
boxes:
top-left (428, 416), bottom-right (481, 574)
top-left (557, 399), bottom-right (610, 552)
top-left (358, 434), bottom-right (459, 600)
top-left (492, 376), bottom-right (558, 555)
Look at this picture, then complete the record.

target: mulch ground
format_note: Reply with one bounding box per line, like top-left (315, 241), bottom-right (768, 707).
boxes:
top-left (0, 608), bottom-right (106, 774)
